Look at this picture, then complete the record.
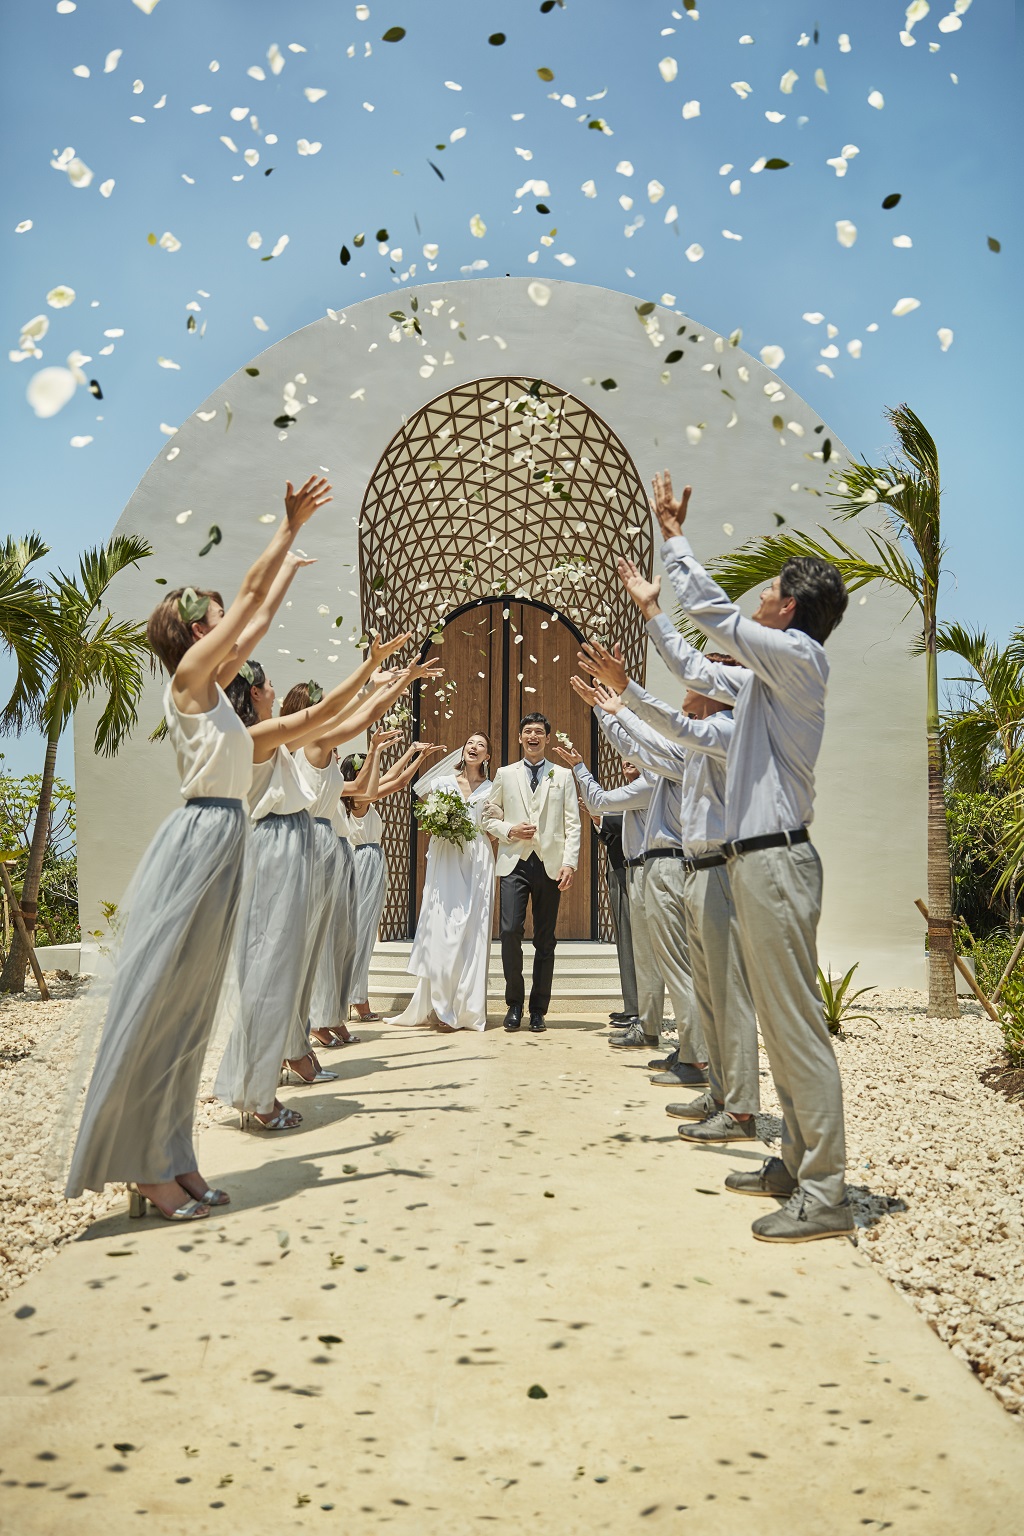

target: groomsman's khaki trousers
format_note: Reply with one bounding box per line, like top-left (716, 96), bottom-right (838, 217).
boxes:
top-left (729, 844), bottom-right (847, 1208)
top-left (642, 857), bottom-right (706, 1066)
top-left (682, 865), bottom-right (760, 1115)
top-left (625, 862), bottom-right (667, 1043)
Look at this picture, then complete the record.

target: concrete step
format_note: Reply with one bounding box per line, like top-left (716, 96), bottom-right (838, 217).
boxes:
top-left (367, 940), bottom-right (628, 1014)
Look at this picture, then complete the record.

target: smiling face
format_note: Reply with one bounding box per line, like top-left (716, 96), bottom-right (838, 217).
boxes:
top-left (462, 732), bottom-right (489, 769)
top-left (751, 575), bottom-right (796, 630)
top-left (622, 760), bottom-right (641, 783)
top-left (519, 719), bottom-right (549, 763)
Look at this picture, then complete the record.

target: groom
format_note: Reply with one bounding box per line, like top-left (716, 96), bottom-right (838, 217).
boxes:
top-left (482, 712), bottom-right (581, 1033)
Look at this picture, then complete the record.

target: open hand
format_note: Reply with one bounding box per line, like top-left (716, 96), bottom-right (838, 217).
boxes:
top-left (556, 866), bottom-right (575, 891)
top-left (617, 557), bottom-right (661, 616)
top-left (285, 550), bottom-right (318, 571)
top-left (650, 471), bottom-right (690, 540)
top-left (284, 474), bottom-right (333, 530)
top-left (554, 743), bottom-right (583, 768)
top-left (570, 674), bottom-right (601, 708)
top-left (370, 630), bottom-right (412, 667)
top-left (576, 639), bottom-right (629, 692)
top-left (369, 728), bottom-right (402, 751)
top-left (593, 683), bottom-right (625, 715)
top-left (404, 660), bottom-right (445, 685)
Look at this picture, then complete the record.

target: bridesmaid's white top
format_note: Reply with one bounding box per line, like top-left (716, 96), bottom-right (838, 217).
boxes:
top-left (248, 744), bottom-right (317, 822)
top-left (336, 803), bottom-right (383, 846)
top-left (294, 747), bottom-right (345, 820)
top-left (164, 681), bottom-right (253, 802)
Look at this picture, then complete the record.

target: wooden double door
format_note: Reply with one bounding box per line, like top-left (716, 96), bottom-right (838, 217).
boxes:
top-left (410, 598), bottom-right (599, 939)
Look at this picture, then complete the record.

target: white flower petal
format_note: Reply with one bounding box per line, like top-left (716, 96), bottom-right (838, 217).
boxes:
top-left (892, 234), bottom-right (913, 248)
top-left (681, 100), bottom-right (700, 119)
top-left (444, 80), bottom-right (462, 91)
top-left (826, 156), bottom-right (848, 177)
top-left (70, 435), bottom-right (93, 448)
top-left (664, 204), bottom-right (678, 223)
top-left (892, 297), bottom-right (921, 316)
top-left (722, 522), bottom-right (734, 535)
top-left (739, 34), bottom-right (754, 44)
top-left (937, 13), bottom-right (962, 30)
top-left (422, 242), bottom-right (439, 259)
top-left (867, 89), bottom-right (885, 109)
top-left (158, 231), bottom-right (181, 252)
top-left (157, 356), bottom-right (181, 369)
top-left (816, 364), bottom-right (834, 378)
top-left (132, 0), bottom-right (161, 11)
top-left (469, 213), bottom-right (486, 237)
top-left (267, 43), bottom-right (285, 74)
top-left (247, 65), bottom-right (266, 81)
top-left (15, 219), bottom-right (33, 233)
top-left (787, 422), bottom-right (806, 436)
top-left (72, 64), bottom-right (90, 78)
top-left (760, 344), bottom-right (785, 369)
top-left (820, 344), bottom-right (839, 358)
top-left (616, 160), bottom-right (634, 176)
top-left (244, 148), bottom-right (260, 166)
top-left (450, 128), bottom-right (467, 142)
top-left (527, 282), bottom-right (551, 307)
top-left (765, 110), bottom-right (785, 123)
top-left (247, 231), bottom-right (263, 250)
top-left (731, 81), bottom-right (752, 98)
top-left (900, 29), bottom-right (916, 45)
top-left (230, 106), bottom-right (248, 120)
top-left (99, 178), bottom-right (115, 197)
top-left (57, 2), bottom-right (76, 12)
top-left (839, 33), bottom-right (851, 51)
top-left (686, 425), bottom-right (703, 445)
top-left (253, 316), bottom-right (269, 331)
top-left (780, 69), bottom-right (798, 93)
top-left (46, 285), bottom-right (76, 308)
top-left (905, 1), bottom-right (930, 26)
top-left (289, 43), bottom-right (307, 53)
top-left (659, 57), bottom-right (678, 82)
top-left (729, 179), bottom-right (741, 195)
top-left (842, 144), bottom-right (860, 157)
top-left (191, 104), bottom-right (213, 114)
top-left (581, 178), bottom-right (597, 198)
top-left (685, 243), bottom-right (704, 262)
top-left (27, 366), bottom-right (77, 418)
top-left (846, 340), bottom-right (863, 358)
top-left (835, 219), bottom-right (857, 247)
top-left (296, 139), bottom-right (322, 155)
top-left (815, 68), bottom-right (828, 91)
top-left (271, 233), bottom-right (289, 257)
top-left (937, 327), bottom-right (954, 351)
top-left (647, 179), bottom-right (665, 202)
top-left (104, 48), bottom-right (122, 73)
top-left (65, 157), bottom-right (93, 188)
top-left (722, 229), bottom-right (742, 240)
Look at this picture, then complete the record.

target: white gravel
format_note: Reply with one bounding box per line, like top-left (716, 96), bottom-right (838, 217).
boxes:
top-left (2, 978), bottom-right (1022, 1418)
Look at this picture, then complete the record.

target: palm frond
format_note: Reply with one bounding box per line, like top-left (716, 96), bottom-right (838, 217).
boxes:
top-left (0, 533), bottom-right (52, 732)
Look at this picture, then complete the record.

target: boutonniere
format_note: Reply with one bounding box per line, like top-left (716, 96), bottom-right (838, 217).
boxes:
top-left (547, 768), bottom-right (555, 781)
top-left (178, 587), bottom-right (210, 626)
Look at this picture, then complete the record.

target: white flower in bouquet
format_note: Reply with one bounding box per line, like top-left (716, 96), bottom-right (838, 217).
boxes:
top-left (414, 787), bottom-right (477, 848)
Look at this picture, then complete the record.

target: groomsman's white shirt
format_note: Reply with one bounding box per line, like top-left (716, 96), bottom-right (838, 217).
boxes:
top-left (482, 760), bottom-right (582, 879)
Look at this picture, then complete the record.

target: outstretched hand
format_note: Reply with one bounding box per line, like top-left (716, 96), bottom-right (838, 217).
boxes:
top-left (404, 659), bottom-right (445, 684)
top-left (570, 674), bottom-right (601, 708)
top-left (554, 743), bottom-right (583, 768)
top-left (284, 474), bottom-right (333, 530)
top-left (593, 683), bottom-right (625, 715)
top-left (369, 630), bottom-right (412, 667)
top-left (617, 557), bottom-right (662, 616)
top-left (576, 639), bottom-right (629, 692)
top-left (368, 728), bottom-right (402, 751)
top-left (285, 550), bottom-right (318, 571)
top-left (651, 471), bottom-right (691, 540)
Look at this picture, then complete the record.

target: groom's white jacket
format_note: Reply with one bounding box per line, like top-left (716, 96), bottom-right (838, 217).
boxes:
top-left (482, 762), bottom-right (582, 879)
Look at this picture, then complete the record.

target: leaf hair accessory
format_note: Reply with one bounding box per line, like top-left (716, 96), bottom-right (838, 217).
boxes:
top-left (307, 680), bottom-right (324, 705)
top-left (178, 587), bottom-right (211, 626)
top-left (351, 755), bottom-right (364, 771)
top-left (237, 661), bottom-right (255, 685)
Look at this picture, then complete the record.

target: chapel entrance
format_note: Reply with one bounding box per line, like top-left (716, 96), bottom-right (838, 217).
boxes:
top-left (410, 597), bottom-right (599, 940)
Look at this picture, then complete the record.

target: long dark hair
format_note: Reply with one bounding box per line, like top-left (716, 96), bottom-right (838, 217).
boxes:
top-left (339, 750), bottom-right (367, 814)
top-left (457, 729), bottom-right (492, 776)
top-left (225, 658), bottom-right (266, 726)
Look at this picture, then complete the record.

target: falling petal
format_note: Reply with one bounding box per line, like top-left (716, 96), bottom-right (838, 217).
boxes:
top-left (659, 57), bottom-right (678, 82)
top-left (892, 235), bottom-right (913, 248)
top-left (760, 344), bottom-right (785, 368)
top-left (867, 89), bottom-right (884, 109)
top-left (838, 33), bottom-right (851, 51)
top-left (57, 1), bottom-right (76, 11)
top-left (681, 100), bottom-right (700, 118)
top-left (729, 179), bottom-right (741, 194)
top-left (27, 366), bottom-right (77, 417)
top-left (765, 111), bottom-right (785, 123)
top-left (846, 340), bottom-right (863, 358)
top-left (46, 285), bottom-right (76, 308)
top-left (244, 149), bottom-right (260, 166)
top-left (779, 69), bottom-right (798, 93)
top-left (739, 34), bottom-right (754, 43)
top-left (157, 356), bottom-right (181, 369)
top-left (581, 178), bottom-right (597, 198)
top-left (267, 42), bottom-right (285, 73)
top-left (685, 243), bottom-right (704, 262)
top-left (72, 64), bottom-right (90, 77)
top-left (647, 181), bottom-right (666, 204)
top-left (820, 344), bottom-right (839, 358)
top-left (158, 231), bottom-right (181, 252)
top-left (722, 522), bottom-right (734, 535)
top-left (722, 229), bottom-right (742, 240)
top-left (937, 12), bottom-right (962, 29)
top-left (892, 297), bottom-right (921, 316)
top-left (271, 233), bottom-right (289, 257)
top-left (253, 317), bottom-right (269, 331)
top-left (905, 0), bottom-right (930, 23)
top-left (469, 213), bottom-right (487, 237)
top-left (99, 178), bottom-right (115, 197)
top-left (937, 327), bottom-right (954, 351)
top-left (616, 160), bottom-right (634, 176)
top-left (835, 219), bottom-right (857, 247)
top-left (132, 0), bottom-right (161, 11)
top-left (814, 68), bottom-right (828, 91)
top-left (297, 139), bottom-right (322, 155)
top-left (15, 220), bottom-right (33, 232)
top-left (731, 81), bottom-right (752, 98)
top-left (247, 65), bottom-right (266, 80)
top-left (816, 364), bottom-right (834, 378)
top-left (104, 48), bottom-right (122, 73)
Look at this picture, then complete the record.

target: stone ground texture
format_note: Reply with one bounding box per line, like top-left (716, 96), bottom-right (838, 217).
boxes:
top-left (1, 976), bottom-right (1022, 1425)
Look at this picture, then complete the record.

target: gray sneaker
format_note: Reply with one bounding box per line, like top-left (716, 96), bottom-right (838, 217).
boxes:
top-left (608, 1016), bottom-right (642, 1040)
top-left (665, 1092), bottom-right (719, 1121)
top-left (677, 1110), bottom-right (758, 1144)
top-left (751, 1190), bottom-right (856, 1243)
top-left (648, 1047), bottom-right (679, 1070)
top-left (609, 1019), bottom-right (648, 1050)
top-left (649, 1062), bottom-right (709, 1087)
top-left (723, 1156), bottom-right (798, 1198)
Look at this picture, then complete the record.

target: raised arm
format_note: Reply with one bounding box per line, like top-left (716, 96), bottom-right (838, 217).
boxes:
top-left (376, 741), bottom-right (446, 799)
top-left (345, 731), bottom-right (395, 816)
top-left (173, 475), bottom-right (332, 711)
top-left (217, 551), bottom-right (315, 689)
top-left (247, 632), bottom-right (411, 762)
top-left (556, 753), bottom-right (654, 816)
top-left (615, 559), bottom-right (745, 702)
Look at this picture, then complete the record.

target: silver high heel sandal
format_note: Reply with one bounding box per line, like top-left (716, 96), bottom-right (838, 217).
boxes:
top-left (128, 1184), bottom-right (210, 1221)
top-left (240, 1106), bottom-right (302, 1132)
top-left (281, 1052), bottom-right (338, 1085)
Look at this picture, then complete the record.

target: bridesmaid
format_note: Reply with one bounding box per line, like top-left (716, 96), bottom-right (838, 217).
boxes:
top-left (279, 664), bottom-right (440, 1076)
top-left (65, 474), bottom-right (331, 1220)
top-left (214, 633), bottom-right (409, 1128)
top-left (340, 738), bottom-right (445, 1023)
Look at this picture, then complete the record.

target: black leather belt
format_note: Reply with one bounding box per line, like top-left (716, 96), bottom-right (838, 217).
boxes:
top-left (625, 855), bottom-right (644, 868)
top-left (643, 848), bottom-right (686, 862)
top-left (685, 851), bottom-right (728, 872)
top-left (724, 828), bottom-right (810, 858)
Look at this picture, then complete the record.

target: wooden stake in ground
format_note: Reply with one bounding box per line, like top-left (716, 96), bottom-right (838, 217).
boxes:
top-left (0, 858), bottom-right (50, 1002)
top-left (914, 898), bottom-right (998, 1023)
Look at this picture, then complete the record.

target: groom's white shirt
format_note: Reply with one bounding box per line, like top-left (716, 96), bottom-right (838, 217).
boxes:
top-left (482, 759), bottom-right (582, 879)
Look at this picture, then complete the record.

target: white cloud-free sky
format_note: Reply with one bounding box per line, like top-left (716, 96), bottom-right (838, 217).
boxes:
top-left (2, 0), bottom-right (1019, 780)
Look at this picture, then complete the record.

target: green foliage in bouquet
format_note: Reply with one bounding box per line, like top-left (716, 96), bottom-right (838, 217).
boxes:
top-left (414, 787), bottom-right (477, 849)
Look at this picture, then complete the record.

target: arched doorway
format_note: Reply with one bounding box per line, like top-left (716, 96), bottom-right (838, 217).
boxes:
top-left (411, 595), bottom-right (599, 939)
top-left (358, 374), bottom-right (653, 941)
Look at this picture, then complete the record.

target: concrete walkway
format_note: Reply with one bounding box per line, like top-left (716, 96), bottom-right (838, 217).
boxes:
top-left (1, 1015), bottom-right (1021, 1535)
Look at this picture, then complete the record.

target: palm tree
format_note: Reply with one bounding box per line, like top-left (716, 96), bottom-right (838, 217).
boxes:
top-left (693, 403), bottom-right (959, 1016)
top-left (0, 535), bottom-right (153, 993)
top-left (0, 533), bottom-right (52, 730)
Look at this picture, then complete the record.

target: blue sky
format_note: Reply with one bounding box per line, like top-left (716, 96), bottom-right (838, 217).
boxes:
top-left (2, 0), bottom-right (1019, 781)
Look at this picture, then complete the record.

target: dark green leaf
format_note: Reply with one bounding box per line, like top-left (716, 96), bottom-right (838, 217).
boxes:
top-left (881, 193), bottom-right (901, 210)
top-left (537, 66), bottom-right (555, 81)
top-left (154, 577), bottom-right (167, 584)
top-left (372, 574), bottom-right (386, 591)
top-left (772, 415), bottom-right (784, 431)
top-left (599, 378), bottom-right (617, 391)
top-left (410, 296), bottom-right (419, 312)
top-left (382, 26), bottom-right (406, 42)
top-left (636, 301), bottom-right (655, 316)
top-left (764, 158), bottom-right (790, 170)
top-left (773, 513), bottom-right (786, 526)
top-left (339, 245), bottom-right (351, 264)
top-left (988, 236), bottom-right (1001, 253)
top-left (317, 1335), bottom-right (343, 1346)
top-left (540, 0), bottom-right (557, 10)
top-left (187, 315), bottom-right (196, 331)
top-left (113, 1445), bottom-right (137, 1455)
top-left (527, 1384), bottom-right (548, 1399)
top-left (353, 232), bottom-right (366, 248)
top-left (489, 32), bottom-right (506, 45)
top-left (88, 378), bottom-right (103, 398)
top-left (273, 415), bottom-right (296, 429)
top-left (245, 366), bottom-right (260, 376)
top-left (375, 228), bottom-right (389, 242)
top-left (535, 202), bottom-right (550, 214)
top-left (664, 349), bottom-right (683, 364)
top-left (822, 439), bottom-right (832, 463)
top-left (389, 310), bottom-right (407, 321)
top-left (428, 160), bottom-right (445, 179)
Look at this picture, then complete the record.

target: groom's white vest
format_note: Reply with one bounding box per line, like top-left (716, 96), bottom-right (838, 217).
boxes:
top-left (482, 762), bottom-right (582, 880)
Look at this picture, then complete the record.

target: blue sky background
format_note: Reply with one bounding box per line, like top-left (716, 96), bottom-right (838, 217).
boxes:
top-left (2, 0), bottom-right (1019, 781)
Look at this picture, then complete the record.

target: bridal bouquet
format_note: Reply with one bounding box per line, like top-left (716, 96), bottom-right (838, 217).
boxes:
top-left (414, 788), bottom-right (477, 849)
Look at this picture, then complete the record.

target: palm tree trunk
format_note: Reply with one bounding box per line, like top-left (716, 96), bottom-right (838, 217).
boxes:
top-left (925, 634), bottom-right (959, 1017)
top-left (0, 711), bottom-right (61, 993)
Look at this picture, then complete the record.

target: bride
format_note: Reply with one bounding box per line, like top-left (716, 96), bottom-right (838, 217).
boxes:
top-left (388, 731), bottom-right (494, 1032)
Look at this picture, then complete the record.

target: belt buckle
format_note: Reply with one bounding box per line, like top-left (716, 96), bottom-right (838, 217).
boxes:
top-left (729, 838), bottom-right (744, 858)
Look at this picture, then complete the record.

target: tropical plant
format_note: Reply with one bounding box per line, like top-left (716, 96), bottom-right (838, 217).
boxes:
top-left (0, 533), bottom-right (52, 730)
top-left (0, 759), bottom-right (78, 956)
top-left (0, 535), bottom-right (152, 992)
top-left (816, 963), bottom-right (880, 1036)
top-left (694, 403), bottom-right (959, 1016)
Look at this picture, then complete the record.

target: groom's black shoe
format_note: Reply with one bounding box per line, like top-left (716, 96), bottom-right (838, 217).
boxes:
top-left (503, 1004), bottom-right (523, 1032)
top-left (528, 1013), bottom-right (547, 1033)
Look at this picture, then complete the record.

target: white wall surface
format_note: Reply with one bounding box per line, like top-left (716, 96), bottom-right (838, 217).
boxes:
top-left (74, 278), bottom-right (925, 984)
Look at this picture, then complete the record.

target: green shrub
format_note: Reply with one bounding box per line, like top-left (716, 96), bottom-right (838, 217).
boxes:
top-left (967, 929), bottom-right (1024, 1068)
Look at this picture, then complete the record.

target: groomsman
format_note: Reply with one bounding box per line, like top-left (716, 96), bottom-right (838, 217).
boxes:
top-left (649, 472), bottom-right (852, 1244)
top-left (482, 713), bottom-right (581, 1033)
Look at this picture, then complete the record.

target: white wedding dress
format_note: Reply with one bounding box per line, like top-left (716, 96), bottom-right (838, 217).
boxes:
top-left (388, 755), bottom-right (494, 1032)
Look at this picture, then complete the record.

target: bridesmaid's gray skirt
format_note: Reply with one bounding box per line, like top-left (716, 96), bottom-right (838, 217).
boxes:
top-left (287, 818), bottom-right (339, 1056)
top-left (65, 798), bottom-right (247, 1197)
top-left (311, 836), bottom-right (356, 1032)
top-left (214, 810), bottom-right (314, 1114)
top-left (349, 844), bottom-right (387, 1006)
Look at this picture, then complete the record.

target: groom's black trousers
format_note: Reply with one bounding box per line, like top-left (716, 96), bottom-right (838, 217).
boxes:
top-left (499, 852), bottom-right (561, 1015)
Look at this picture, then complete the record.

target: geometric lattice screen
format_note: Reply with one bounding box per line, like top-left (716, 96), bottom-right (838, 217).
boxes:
top-left (358, 375), bottom-right (654, 940)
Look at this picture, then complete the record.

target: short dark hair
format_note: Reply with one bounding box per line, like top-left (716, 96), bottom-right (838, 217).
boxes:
top-left (779, 557), bottom-right (848, 646)
top-left (225, 658), bottom-right (266, 727)
top-left (519, 712), bottom-right (551, 735)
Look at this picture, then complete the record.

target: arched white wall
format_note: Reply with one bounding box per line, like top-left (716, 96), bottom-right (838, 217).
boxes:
top-left (74, 278), bottom-right (925, 985)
